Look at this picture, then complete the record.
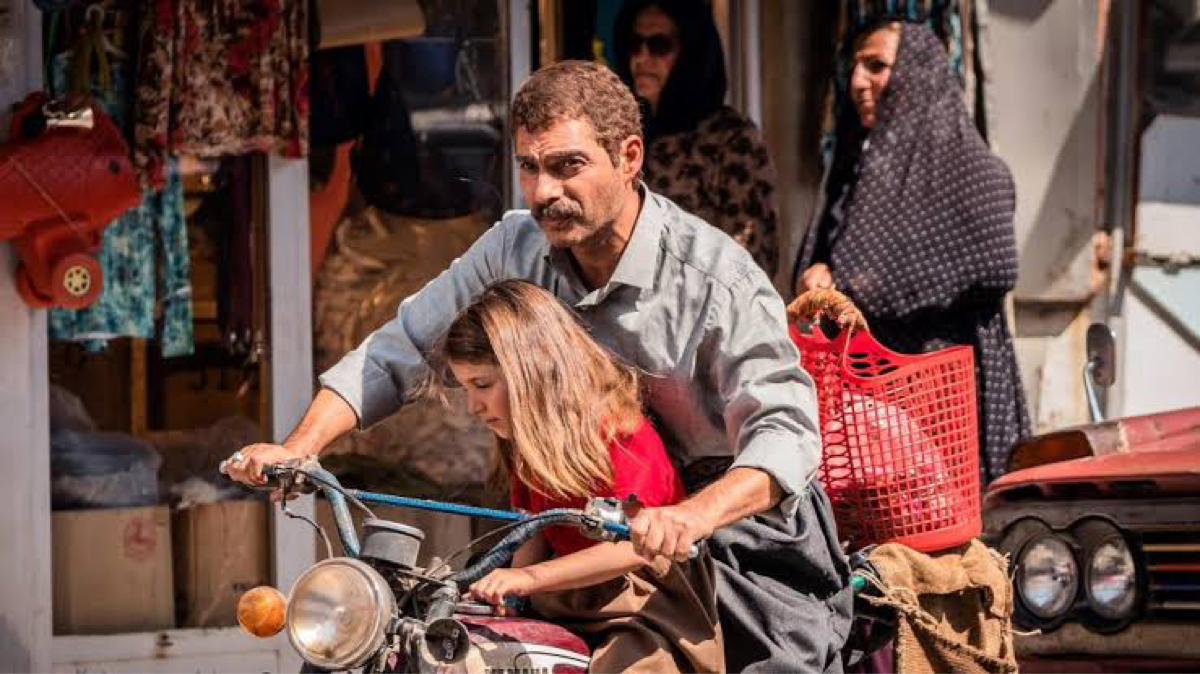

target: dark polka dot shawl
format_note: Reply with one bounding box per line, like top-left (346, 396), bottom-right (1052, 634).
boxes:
top-left (796, 23), bottom-right (1031, 482)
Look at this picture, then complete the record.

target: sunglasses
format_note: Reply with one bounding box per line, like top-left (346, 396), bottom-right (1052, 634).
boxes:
top-left (629, 32), bottom-right (677, 56)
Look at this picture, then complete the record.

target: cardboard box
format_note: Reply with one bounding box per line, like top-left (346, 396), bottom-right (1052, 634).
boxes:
top-left (315, 499), bottom-right (473, 568)
top-left (173, 500), bottom-right (270, 628)
top-left (52, 506), bottom-right (174, 635)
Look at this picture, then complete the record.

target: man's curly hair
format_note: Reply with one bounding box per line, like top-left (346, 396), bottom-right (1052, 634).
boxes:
top-left (511, 60), bottom-right (643, 165)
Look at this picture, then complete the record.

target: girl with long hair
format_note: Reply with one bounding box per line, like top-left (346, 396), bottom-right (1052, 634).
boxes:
top-left (432, 280), bottom-right (722, 674)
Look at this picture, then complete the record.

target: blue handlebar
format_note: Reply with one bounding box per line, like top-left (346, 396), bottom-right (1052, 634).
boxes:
top-left (349, 490), bottom-right (633, 538)
top-left (294, 467), bottom-right (688, 580)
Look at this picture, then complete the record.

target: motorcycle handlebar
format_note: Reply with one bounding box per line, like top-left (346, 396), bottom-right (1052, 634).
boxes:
top-left (229, 462), bottom-right (699, 586)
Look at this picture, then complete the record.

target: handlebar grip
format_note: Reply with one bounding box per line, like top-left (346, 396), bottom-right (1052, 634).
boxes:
top-left (261, 464), bottom-right (287, 478)
top-left (604, 522), bottom-right (701, 559)
top-left (218, 459), bottom-right (286, 479)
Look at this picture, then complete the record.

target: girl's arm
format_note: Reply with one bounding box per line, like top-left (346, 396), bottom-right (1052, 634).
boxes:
top-left (467, 541), bottom-right (647, 605)
top-left (523, 541), bottom-right (646, 593)
top-left (511, 531), bottom-right (551, 568)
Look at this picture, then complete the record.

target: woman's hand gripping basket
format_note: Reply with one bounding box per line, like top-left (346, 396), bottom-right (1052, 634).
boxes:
top-left (787, 289), bottom-right (981, 552)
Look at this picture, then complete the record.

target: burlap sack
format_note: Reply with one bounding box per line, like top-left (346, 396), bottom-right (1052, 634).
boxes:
top-left (863, 539), bottom-right (1018, 674)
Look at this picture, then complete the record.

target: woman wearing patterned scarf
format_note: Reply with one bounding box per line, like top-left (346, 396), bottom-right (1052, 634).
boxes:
top-left (792, 21), bottom-right (1030, 483)
top-left (612, 0), bottom-right (781, 277)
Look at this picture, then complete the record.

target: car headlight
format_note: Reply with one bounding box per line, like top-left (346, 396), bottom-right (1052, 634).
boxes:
top-left (286, 557), bottom-right (394, 670)
top-left (1076, 521), bottom-right (1139, 621)
top-left (1017, 535), bottom-right (1079, 619)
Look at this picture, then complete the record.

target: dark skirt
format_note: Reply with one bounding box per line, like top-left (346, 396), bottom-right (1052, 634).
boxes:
top-left (708, 482), bottom-right (854, 672)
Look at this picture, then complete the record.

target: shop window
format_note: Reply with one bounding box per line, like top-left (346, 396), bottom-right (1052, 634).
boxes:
top-left (48, 153), bottom-right (272, 635)
top-left (309, 0), bottom-right (509, 521)
top-left (1145, 0), bottom-right (1200, 119)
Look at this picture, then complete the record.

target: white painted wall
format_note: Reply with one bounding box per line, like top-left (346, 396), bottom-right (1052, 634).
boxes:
top-left (1120, 289), bottom-right (1200, 417)
top-left (1138, 115), bottom-right (1200, 207)
top-left (0, 1), bottom-right (53, 670)
top-left (1115, 115), bottom-right (1200, 418)
top-left (266, 154), bottom-right (315, 674)
top-left (986, 0), bottom-right (1106, 432)
top-left (988, 0), bottom-right (1102, 303)
top-left (507, 0), bottom-right (532, 209)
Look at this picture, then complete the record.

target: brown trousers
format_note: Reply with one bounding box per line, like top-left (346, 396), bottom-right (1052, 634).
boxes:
top-left (531, 553), bottom-right (724, 674)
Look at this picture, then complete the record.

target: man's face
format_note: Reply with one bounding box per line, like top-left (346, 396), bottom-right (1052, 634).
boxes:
top-left (515, 118), bottom-right (639, 250)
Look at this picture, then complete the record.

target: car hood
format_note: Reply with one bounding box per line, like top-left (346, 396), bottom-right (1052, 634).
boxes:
top-left (986, 407), bottom-right (1200, 504)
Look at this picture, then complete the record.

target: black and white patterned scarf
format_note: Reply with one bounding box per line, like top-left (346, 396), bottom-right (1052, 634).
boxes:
top-left (825, 23), bottom-right (1017, 318)
top-left (797, 22), bottom-right (1030, 481)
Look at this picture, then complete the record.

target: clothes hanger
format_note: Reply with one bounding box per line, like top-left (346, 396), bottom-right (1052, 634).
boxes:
top-left (84, 4), bottom-right (127, 61)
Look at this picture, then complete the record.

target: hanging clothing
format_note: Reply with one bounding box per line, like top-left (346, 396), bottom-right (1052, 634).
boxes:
top-left (218, 155), bottom-right (257, 356)
top-left (47, 43), bottom-right (193, 357)
top-left (641, 106), bottom-right (781, 279)
top-left (793, 23), bottom-right (1028, 482)
top-left (134, 0), bottom-right (309, 187)
top-left (612, 0), bottom-right (780, 277)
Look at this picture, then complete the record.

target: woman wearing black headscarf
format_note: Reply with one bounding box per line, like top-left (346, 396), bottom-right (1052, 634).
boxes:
top-left (613, 0), bottom-right (780, 277)
top-left (792, 21), bottom-right (1030, 483)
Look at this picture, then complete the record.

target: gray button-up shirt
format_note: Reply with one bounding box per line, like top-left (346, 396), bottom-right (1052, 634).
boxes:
top-left (320, 189), bottom-right (821, 518)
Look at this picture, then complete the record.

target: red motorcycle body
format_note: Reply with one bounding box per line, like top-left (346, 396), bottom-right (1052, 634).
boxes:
top-left (389, 614), bottom-right (591, 672)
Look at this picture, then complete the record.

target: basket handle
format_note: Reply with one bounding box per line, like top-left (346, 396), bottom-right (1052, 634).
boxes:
top-left (786, 288), bottom-right (870, 333)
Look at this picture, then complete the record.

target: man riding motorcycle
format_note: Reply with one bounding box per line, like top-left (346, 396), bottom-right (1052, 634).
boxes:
top-left (226, 59), bottom-right (851, 672)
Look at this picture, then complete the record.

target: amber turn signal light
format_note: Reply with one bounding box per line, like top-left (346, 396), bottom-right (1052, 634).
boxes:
top-left (237, 586), bottom-right (287, 638)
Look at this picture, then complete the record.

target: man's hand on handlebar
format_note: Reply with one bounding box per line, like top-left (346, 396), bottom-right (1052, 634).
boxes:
top-left (222, 443), bottom-right (306, 488)
top-left (628, 502), bottom-right (714, 563)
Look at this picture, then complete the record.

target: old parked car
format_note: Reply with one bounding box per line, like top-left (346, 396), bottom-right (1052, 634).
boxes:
top-left (984, 324), bottom-right (1200, 672)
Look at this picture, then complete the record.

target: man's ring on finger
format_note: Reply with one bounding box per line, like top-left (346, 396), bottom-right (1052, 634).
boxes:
top-left (230, 450), bottom-right (246, 464)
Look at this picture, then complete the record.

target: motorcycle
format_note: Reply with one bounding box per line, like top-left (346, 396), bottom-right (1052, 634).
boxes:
top-left (227, 458), bottom-right (889, 673)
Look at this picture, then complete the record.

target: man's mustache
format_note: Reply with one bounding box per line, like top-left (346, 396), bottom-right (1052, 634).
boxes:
top-left (533, 199), bottom-right (583, 222)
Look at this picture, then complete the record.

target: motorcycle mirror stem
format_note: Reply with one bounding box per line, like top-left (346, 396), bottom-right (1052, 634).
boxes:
top-left (1084, 322), bottom-right (1118, 422)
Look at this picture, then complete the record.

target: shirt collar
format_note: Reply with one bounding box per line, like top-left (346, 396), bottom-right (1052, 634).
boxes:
top-left (608, 184), bottom-right (664, 291)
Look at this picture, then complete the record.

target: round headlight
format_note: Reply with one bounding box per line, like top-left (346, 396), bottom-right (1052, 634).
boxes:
top-left (1017, 535), bottom-right (1079, 619)
top-left (286, 557), bottom-right (394, 670)
top-left (1086, 533), bottom-right (1138, 619)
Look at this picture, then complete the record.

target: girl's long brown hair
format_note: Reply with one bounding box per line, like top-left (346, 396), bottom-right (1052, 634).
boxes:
top-left (433, 280), bottom-right (642, 501)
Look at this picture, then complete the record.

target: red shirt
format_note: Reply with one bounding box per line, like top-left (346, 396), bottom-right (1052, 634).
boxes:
top-left (510, 418), bottom-right (684, 557)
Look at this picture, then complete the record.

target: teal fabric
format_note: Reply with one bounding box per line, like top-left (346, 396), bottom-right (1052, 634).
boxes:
top-left (46, 51), bottom-right (193, 357)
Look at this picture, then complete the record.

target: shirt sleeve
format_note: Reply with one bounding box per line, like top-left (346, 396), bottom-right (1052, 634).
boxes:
top-left (318, 217), bottom-right (512, 428)
top-left (608, 422), bottom-right (682, 508)
top-left (706, 271), bottom-right (823, 519)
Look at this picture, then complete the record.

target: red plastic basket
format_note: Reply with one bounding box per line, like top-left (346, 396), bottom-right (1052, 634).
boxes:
top-left (789, 301), bottom-right (981, 552)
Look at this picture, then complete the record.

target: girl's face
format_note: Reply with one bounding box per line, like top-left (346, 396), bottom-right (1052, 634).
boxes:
top-left (449, 360), bottom-right (513, 439)
top-left (850, 24), bottom-right (900, 129)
